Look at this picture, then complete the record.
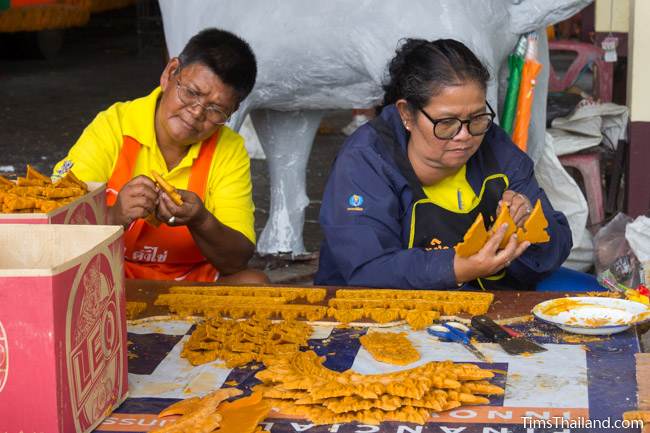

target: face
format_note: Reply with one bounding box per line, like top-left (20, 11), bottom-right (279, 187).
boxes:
top-left (397, 81), bottom-right (488, 174)
top-left (157, 58), bottom-right (239, 147)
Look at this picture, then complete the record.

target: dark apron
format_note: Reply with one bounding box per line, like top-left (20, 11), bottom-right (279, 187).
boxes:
top-left (370, 117), bottom-right (516, 290)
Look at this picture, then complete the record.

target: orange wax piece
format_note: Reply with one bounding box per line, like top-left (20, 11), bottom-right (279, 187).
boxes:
top-left (516, 199), bottom-right (550, 243)
top-left (492, 203), bottom-right (516, 249)
top-left (216, 391), bottom-right (271, 433)
top-left (454, 213), bottom-right (489, 258)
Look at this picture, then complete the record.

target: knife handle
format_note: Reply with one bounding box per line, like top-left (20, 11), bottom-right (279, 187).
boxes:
top-left (471, 315), bottom-right (510, 341)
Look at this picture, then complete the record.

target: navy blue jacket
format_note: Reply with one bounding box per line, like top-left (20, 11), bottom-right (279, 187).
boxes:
top-left (315, 105), bottom-right (573, 290)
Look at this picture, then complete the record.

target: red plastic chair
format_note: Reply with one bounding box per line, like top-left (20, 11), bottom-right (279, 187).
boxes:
top-left (548, 40), bottom-right (614, 230)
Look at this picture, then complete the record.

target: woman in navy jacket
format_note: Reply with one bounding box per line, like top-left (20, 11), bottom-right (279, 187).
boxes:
top-left (315, 39), bottom-right (572, 291)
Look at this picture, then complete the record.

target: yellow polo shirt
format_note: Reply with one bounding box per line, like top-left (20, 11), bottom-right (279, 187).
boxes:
top-left (421, 165), bottom-right (479, 212)
top-left (53, 87), bottom-right (256, 244)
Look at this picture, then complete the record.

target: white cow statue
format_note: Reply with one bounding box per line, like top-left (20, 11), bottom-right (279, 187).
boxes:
top-left (159, 0), bottom-right (592, 255)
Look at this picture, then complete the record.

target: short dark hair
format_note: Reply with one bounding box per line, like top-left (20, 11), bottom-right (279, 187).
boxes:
top-left (382, 38), bottom-right (490, 110)
top-left (178, 28), bottom-right (257, 102)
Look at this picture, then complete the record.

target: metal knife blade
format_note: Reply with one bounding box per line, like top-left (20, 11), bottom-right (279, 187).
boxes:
top-left (471, 314), bottom-right (547, 355)
top-left (462, 341), bottom-right (488, 362)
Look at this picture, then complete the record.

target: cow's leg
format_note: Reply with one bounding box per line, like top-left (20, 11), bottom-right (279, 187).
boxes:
top-left (250, 109), bottom-right (325, 255)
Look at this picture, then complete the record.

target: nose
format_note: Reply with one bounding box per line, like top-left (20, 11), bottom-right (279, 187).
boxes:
top-left (453, 122), bottom-right (472, 141)
top-left (185, 101), bottom-right (206, 120)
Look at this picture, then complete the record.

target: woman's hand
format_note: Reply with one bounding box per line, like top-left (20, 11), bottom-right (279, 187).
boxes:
top-left (107, 175), bottom-right (158, 227)
top-left (499, 190), bottom-right (533, 228)
top-left (156, 189), bottom-right (209, 228)
top-left (453, 223), bottom-right (531, 284)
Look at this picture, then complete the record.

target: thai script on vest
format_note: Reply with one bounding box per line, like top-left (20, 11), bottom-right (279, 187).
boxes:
top-left (132, 245), bottom-right (168, 263)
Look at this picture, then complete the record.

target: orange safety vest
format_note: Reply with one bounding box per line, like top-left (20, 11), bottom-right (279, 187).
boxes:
top-left (106, 132), bottom-right (219, 281)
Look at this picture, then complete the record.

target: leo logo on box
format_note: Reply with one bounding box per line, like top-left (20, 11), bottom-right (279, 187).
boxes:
top-left (66, 253), bottom-right (123, 432)
top-left (0, 319), bottom-right (8, 393)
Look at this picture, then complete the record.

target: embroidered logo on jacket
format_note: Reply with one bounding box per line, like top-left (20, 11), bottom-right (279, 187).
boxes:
top-left (132, 245), bottom-right (169, 262)
top-left (347, 194), bottom-right (364, 211)
top-left (425, 237), bottom-right (450, 251)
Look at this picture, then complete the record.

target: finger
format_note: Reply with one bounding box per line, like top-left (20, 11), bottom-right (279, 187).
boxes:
top-left (495, 232), bottom-right (519, 267)
top-left (128, 175), bottom-right (158, 190)
top-left (483, 223), bottom-right (509, 254)
top-left (501, 190), bottom-right (517, 205)
top-left (129, 195), bottom-right (157, 215)
top-left (127, 205), bottom-right (156, 221)
top-left (512, 206), bottom-right (529, 228)
top-left (512, 240), bottom-right (531, 260)
top-left (176, 189), bottom-right (191, 200)
top-left (160, 191), bottom-right (182, 214)
top-left (124, 184), bottom-right (159, 204)
top-left (157, 193), bottom-right (172, 218)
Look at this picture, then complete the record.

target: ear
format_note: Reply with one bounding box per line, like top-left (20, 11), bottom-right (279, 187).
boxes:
top-left (395, 99), bottom-right (414, 130)
top-left (160, 57), bottom-right (181, 92)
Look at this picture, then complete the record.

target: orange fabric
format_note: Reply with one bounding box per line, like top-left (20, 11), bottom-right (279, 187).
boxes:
top-left (106, 136), bottom-right (140, 206)
top-left (107, 132), bottom-right (220, 281)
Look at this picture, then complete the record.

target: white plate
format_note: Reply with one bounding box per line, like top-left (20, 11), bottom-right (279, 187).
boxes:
top-left (532, 297), bottom-right (650, 335)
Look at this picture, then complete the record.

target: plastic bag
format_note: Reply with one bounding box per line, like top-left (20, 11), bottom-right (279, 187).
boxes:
top-left (546, 92), bottom-right (582, 127)
top-left (594, 213), bottom-right (640, 289)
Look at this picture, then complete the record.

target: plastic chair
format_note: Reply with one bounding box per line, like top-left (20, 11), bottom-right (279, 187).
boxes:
top-left (548, 40), bottom-right (614, 230)
top-left (536, 266), bottom-right (607, 292)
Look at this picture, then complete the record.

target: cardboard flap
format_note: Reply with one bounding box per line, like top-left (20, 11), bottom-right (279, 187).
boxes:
top-left (0, 225), bottom-right (122, 276)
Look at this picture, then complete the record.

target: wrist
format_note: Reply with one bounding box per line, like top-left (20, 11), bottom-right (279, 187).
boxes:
top-left (453, 254), bottom-right (474, 285)
top-left (188, 206), bottom-right (212, 230)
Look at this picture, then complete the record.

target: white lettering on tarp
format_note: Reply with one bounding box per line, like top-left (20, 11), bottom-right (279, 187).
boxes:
top-left (328, 424), bottom-right (341, 432)
top-left (99, 417), bottom-right (172, 427)
top-left (483, 428), bottom-right (510, 433)
top-left (260, 422), bottom-right (274, 431)
top-left (441, 427), bottom-right (467, 433)
top-left (132, 245), bottom-right (169, 263)
top-left (355, 425), bottom-right (380, 433)
top-left (396, 425), bottom-right (423, 433)
top-left (450, 410), bottom-right (478, 419)
top-left (290, 423), bottom-right (315, 431)
top-left (488, 411), bottom-right (513, 420)
top-left (524, 411), bottom-right (551, 420)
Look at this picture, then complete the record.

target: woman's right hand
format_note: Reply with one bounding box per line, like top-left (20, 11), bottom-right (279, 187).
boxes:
top-left (107, 175), bottom-right (159, 227)
top-left (453, 223), bottom-right (530, 284)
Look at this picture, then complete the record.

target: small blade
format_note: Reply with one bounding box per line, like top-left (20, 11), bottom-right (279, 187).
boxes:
top-left (501, 324), bottom-right (547, 354)
top-left (471, 314), bottom-right (547, 355)
top-left (498, 336), bottom-right (547, 355)
top-left (463, 342), bottom-right (488, 362)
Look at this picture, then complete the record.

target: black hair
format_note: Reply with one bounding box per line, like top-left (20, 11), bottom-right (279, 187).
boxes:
top-left (178, 28), bottom-right (257, 102)
top-left (382, 38), bottom-right (490, 110)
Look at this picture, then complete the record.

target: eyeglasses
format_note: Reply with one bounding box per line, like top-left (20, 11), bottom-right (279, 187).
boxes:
top-left (175, 78), bottom-right (230, 125)
top-left (418, 101), bottom-right (496, 140)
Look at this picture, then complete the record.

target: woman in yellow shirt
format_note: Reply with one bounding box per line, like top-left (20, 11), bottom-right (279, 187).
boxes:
top-left (55, 28), bottom-right (268, 284)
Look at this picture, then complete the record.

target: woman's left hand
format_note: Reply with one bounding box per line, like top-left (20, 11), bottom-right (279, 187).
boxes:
top-left (499, 190), bottom-right (532, 228)
top-left (157, 189), bottom-right (208, 228)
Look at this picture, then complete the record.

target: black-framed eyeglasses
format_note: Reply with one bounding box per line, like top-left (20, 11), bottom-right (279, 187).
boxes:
top-left (418, 101), bottom-right (496, 140)
top-left (175, 78), bottom-right (231, 125)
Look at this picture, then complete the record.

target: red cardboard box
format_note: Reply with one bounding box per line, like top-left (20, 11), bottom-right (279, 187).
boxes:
top-left (0, 181), bottom-right (106, 225)
top-left (0, 224), bottom-right (127, 433)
